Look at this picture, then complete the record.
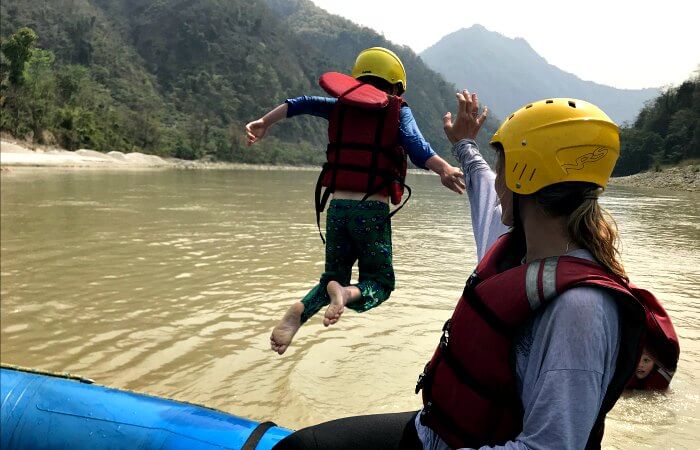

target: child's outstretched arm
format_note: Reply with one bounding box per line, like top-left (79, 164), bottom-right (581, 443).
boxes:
top-left (245, 103), bottom-right (289, 146)
top-left (398, 106), bottom-right (465, 194)
top-left (246, 97), bottom-right (337, 146)
top-left (425, 155), bottom-right (466, 195)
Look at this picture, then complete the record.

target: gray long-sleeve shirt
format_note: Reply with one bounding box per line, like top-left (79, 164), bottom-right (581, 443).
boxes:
top-left (415, 139), bottom-right (621, 450)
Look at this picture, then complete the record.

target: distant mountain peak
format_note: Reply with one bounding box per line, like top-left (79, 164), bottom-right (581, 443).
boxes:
top-left (420, 29), bottom-right (659, 123)
top-left (425, 25), bottom-right (539, 60)
top-left (465, 23), bottom-right (487, 31)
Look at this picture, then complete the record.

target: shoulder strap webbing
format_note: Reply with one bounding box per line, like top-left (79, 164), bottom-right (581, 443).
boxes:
top-left (314, 105), bottom-right (347, 243)
top-left (314, 169), bottom-right (332, 244)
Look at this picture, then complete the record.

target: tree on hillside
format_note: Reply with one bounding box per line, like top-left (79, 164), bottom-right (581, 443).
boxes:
top-left (616, 71), bottom-right (699, 175)
top-left (617, 129), bottom-right (662, 176)
top-left (1, 26), bottom-right (152, 150)
top-left (1, 28), bottom-right (55, 139)
top-left (2, 27), bottom-right (37, 85)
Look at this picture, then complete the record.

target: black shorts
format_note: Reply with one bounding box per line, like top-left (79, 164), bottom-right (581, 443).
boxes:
top-left (273, 411), bottom-right (422, 450)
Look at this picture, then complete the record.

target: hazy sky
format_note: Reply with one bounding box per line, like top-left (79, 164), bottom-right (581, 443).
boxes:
top-left (310, 0), bottom-right (699, 90)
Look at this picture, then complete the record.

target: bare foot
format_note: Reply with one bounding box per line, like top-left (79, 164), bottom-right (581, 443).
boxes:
top-left (324, 281), bottom-right (348, 327)
top-left (270, 302), bottom-right (304, 355)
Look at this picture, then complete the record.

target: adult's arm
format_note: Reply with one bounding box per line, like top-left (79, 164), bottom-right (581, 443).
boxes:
top-left (451, 139), bottom-right (508, 261)
top-left (442, 89), bottom-right (506, 259)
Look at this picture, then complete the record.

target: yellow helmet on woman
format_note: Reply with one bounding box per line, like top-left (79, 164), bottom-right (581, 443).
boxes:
top-left (489, 99), bottom-right (620, 194)
top-left (351, 47), bottom-right (407, 94)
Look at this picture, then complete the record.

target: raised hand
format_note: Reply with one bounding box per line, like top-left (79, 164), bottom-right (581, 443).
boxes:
top-left (443, 89), bottom-right (489, 144)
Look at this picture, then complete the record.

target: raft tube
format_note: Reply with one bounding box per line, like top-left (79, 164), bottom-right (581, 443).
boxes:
top-left (0, 366), bottom-right (292, 449)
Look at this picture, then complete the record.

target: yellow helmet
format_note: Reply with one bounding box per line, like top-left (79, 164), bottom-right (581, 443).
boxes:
top-left (489, 99), bottom-right (620, 194)
top-left (351, 47), bottom-right (407, 94)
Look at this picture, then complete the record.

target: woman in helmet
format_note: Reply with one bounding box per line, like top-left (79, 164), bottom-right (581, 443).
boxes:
top-left (246, 47), bottom-right (466, 355)
top-left (411, 92), bottom-right (649, 449)
top-left (273, 92), bottom-right (657, 449)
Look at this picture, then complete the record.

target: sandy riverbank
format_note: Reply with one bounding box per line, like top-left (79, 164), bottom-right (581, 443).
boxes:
top-left (0, 139), bottom-right (319, 172)
top-left (609, 165), bottom-right (699, 192)
top-left (2, 139), bottom-right (698, 191)
top-left (0, 139), bottom-right (197, 169)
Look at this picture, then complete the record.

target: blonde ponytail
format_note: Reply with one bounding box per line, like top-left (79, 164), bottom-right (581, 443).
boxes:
top-left (567, 197), bottom-right (626, 279)
top-left (534, 182), bottom-right (626, 279)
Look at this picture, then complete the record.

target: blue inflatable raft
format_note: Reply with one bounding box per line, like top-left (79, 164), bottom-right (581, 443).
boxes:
top-left (0, 365), bottom-right (292, 449)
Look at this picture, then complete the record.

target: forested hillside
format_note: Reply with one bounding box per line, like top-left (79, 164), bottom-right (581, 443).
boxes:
top-left (261, 0), bottom-right (498, 153)
top-left (0, 0), bottom-right (498, 165)
top-left (616, 74), bottom-right (699, 175)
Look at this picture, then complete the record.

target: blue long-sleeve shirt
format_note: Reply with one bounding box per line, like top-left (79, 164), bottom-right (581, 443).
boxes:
top-left (285, 96), bottom-right (437, 169)
top-left (414, 139), bottom-right (621, 450)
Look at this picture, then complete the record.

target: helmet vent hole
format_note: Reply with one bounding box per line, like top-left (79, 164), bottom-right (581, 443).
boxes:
top-left (545, 99), bottom-right (553, 104)
top-left (529, 168), bottom-right (536, 181)
top-left (525, 104), bottom-right (533, 109)
top-left (568, 101), bottom-right (576, 108)
top-left (519, 164), bottom-right (528, 180)
top-left (513, 162), bottom-right (519, 173)
top-left (508, 114), bottom-right (514, 120)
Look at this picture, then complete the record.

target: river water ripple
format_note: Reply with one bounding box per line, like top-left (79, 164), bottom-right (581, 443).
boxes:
top-left (1, 168), bottom-right (698, 448)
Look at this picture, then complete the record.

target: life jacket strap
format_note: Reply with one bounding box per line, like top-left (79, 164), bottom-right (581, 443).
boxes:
top-left (415, 360), bottom-right (432, 394)
top-left (385, 181), bottom-right (411, 222)
top-left (465, 270), bottom-right (481, 290)
top-left (415, 319), bottom-right (450, 395)
top-left (326, 141), bottom-right (396, 150)
top-left (416, 317), bottom-right (515, 404)
top-left (525, 256), bottom-right (560, 310)
top-left (316, 162), bottom-right (413, 230)
top-left (314, 164), bottom-right (333, 244)
top-left (462, 288), bottom-right (514, 339)
top-left (440, 340), bottom-right (516, 404)
top-left (656, 366), bottom-right (673, 383)
top-left (356, 173), bottom-right (413, 223)
top-left (321, 162), bottom-right (399, 178)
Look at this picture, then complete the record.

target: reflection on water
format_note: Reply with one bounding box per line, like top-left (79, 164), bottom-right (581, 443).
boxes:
top-left (1, 168), bottom-right (698, 448)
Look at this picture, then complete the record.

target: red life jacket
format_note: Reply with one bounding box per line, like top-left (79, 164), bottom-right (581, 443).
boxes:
top-left (313, 73), bottom-right (409, 241)
top-left (625, 286), bottom-right (679, 390)
top-left (415, 232), bottom-right (648, 449)
top-left (626, 364), bottom-right (676, 390)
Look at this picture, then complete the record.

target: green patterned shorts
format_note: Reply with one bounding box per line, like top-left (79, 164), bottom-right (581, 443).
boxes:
top-left (300, 199), bottom-right (395, 323)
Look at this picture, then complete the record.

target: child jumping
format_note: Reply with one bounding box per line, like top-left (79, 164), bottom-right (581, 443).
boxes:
top-left (245, 47), bottom-right (465, 355)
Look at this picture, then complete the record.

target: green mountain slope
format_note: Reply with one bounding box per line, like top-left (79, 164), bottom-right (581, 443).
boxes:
top-left (2, 0), bottom-right (498, 165)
